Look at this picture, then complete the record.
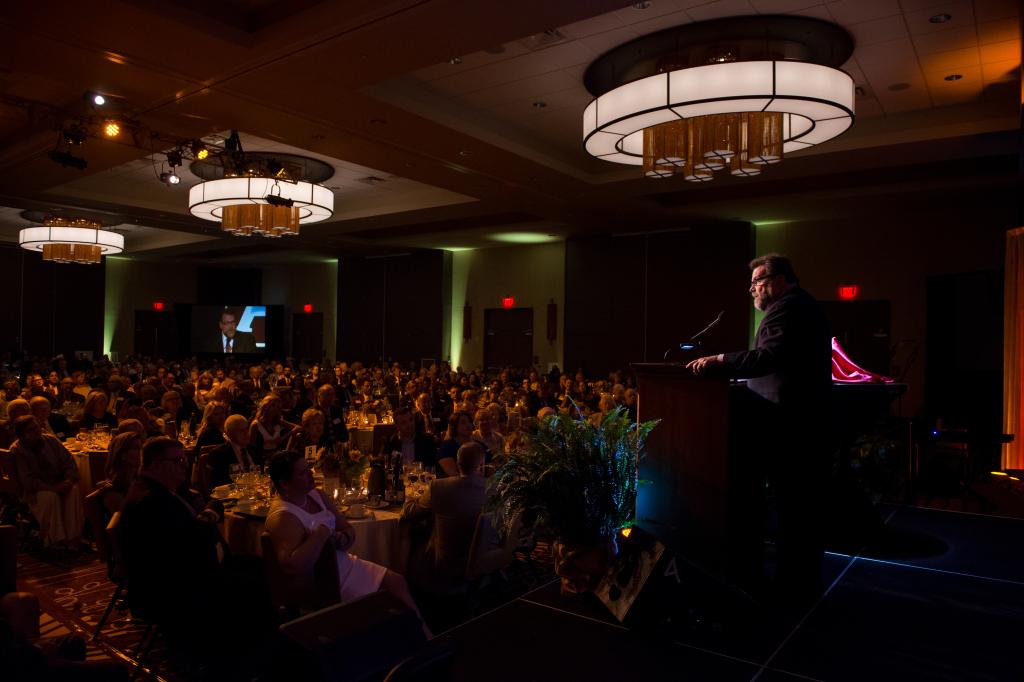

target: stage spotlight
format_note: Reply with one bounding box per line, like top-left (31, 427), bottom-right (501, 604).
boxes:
top-left (48, 149), bottom-right (88, 170)
top-left (104, 120), bottom-right (120, 137)
top-left (191, 140), bottom-right (209, 160)
top-left (264, 194), bottom-right (294, 208)
top-left (85, 91), bottom-right (106, 106)
top-left (159, 171), bottom-right (180, 185)
top-left (166, 149), bottom-right (182, 167)
top-left (62, 127), bottom-right (86, 146)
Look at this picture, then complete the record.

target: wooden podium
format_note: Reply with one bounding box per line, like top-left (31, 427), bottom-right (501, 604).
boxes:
top-left (632, 363), bottom-right (763, 587)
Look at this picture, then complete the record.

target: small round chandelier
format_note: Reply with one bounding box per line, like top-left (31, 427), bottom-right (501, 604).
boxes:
top-left (19, 217), bottom-right (124, 264)
top-left (187, 146), bottom-right (335, 238)
top-left (582, 16), bottom-right (855, 182)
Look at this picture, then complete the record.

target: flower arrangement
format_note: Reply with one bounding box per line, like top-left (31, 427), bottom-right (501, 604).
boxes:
top-left (317, 445), bottom-right (370, 488)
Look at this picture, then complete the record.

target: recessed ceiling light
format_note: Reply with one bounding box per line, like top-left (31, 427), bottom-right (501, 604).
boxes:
top-left (854, 86), bottom-right (866, 97)
top-left (448, 56), bottom-right (462, 65)
top-left (944, 73), bottom-right (963, 81)
top-left (484, 45), bottom-right (506, 55)
top-left (929, 13), bottom-right (952, 23)
top-left (532, 101), bottom-right (547, 108)
top-left (632, 1), bottom-right (652, 9)
top-left (458, 150), bottom-right (473, 157)
top-left (490, 233), bottom-right (559, 244)
top-left (887, 82), bottom-right (910, 91)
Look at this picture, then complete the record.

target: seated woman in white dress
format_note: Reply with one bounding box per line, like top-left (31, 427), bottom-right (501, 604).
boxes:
top-left (264, 449), bottom-right (429, 635)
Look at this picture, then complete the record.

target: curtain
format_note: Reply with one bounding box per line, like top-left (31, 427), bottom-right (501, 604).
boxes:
top-left (1003, 227), bottom-right (1024, 470)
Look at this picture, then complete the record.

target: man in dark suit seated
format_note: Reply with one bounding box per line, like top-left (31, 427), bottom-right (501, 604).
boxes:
top-left (119, 437), bottom-right (269, 661)
top-left (206, 414), bottom-right (260, 488)
top-left (406, 442), bottom-right (486, 591)
top-left (380, 407), bottom-right (437, 471)
top-left (212, 308), bottom-right (257, 354)
top-left (314, 384), bottom-right (349, 448)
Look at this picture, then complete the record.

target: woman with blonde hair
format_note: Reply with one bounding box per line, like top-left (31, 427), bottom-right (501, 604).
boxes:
top-left (249, 394), bottom-right (297, 462)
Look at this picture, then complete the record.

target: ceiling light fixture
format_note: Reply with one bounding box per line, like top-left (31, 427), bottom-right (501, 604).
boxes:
top-left (62, 126), bottom-right (86, 146)
top-left (19, 217), bottom-right (124, 264)
top-left (187, 137), bottom-right (334, 238)
top-left (448, 56), bottom-right (463, 65)
top-left (103, 120), bottom-right (120, 137)
top-left (159, 170), bottom-right (180, 185)
top-left (929, 13), bottom-right (952, 23)
top-left (86, 92), bottom-right (106, 106)
top-left (582, 16), bottom-right (855, 182)
top-left (944, 73), bottom-right (963, 81)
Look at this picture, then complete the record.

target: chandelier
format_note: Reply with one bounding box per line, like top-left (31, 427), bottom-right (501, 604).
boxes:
top-left (187, 139), bottom-right (335, 238)
top-left (582, 16), bottom-right (855, 182)
top-left (18, 217), bottom-right (124, 264)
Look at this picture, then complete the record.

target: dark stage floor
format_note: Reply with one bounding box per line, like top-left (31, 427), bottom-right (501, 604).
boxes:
top-left (439, 504), bottom-right (1024, 681)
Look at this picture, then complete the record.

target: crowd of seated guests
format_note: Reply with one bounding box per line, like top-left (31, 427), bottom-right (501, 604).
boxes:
top-left (0, 352), bottom-right (640, 642)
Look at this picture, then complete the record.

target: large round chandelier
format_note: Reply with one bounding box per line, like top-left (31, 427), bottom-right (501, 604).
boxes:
top-left (187, 145), bottom-right (335, 238)
top-left (18, 217), bottom-right (124, 264)
top-left (582, 16), bottom-right (855, 182)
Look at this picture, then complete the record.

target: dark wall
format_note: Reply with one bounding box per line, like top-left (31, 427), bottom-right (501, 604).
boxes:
top-left (337, 251), bottom-right (444, 364)
top-left (565, 223), bottom-right (753, 376)
top-left (196, 266), bottom-right (261, 304)
top-left (0, 244), bottom-right (105, 360)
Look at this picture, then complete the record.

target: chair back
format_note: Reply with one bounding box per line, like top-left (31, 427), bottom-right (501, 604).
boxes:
top-left (83, 487), bottom-right (110, 565)
top-left (261, 531), bottom-right (341, 615)
top-left (0, 448), bottom-right (20, 497)
top-left (192, 446), bottom-right (217, 497)
top-left (465, 512), bottom-right (521, 581)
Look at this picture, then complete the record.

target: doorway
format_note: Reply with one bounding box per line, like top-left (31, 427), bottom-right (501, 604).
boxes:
top-left (484, 308), bottom-right (533, 370)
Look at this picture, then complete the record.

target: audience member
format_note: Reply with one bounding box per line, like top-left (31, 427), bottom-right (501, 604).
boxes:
top-left (10, 416), bottom-right (83, 549)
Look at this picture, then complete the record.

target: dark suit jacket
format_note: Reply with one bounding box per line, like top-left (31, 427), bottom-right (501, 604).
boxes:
top-left (421, 476), bottom-right (486, 584)
top-left (723, 286), bottom-right (831, 413)
top-left (380, 432), bottom-right (438, 470)
top-left (221, 331), bottom-right (257, 353)
top-left (205, 442), bottom-right (260, 489)
top-left (119, 475), bottom-right (225, 623)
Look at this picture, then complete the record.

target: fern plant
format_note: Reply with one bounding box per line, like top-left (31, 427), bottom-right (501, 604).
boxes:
top-left (489, 405), bottom-right (658, 546)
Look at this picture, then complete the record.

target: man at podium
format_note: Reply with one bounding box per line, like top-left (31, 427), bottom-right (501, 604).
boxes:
top-left (687, 253), bottom-right (831, 600)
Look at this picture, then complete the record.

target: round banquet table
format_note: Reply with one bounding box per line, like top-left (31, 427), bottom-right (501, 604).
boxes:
top-left (347, 423), bottom-right (397, 454)
top-left (67, 447), bottom-right (108, 496)
top-left (222, 504), bottom-right (409, 573)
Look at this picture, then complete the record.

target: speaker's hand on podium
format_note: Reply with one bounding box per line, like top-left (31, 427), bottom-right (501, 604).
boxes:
top-left (686, 354), bottom-right (724, 376)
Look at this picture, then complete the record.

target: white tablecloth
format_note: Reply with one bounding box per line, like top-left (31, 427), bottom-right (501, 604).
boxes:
top-left (223, 507), bottom-right (409, 573)
top-left (69, 449), bottom-right (107, 496)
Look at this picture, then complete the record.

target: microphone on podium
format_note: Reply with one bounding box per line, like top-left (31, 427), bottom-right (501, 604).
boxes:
top-left (663, 310), bottom-right (724, 361)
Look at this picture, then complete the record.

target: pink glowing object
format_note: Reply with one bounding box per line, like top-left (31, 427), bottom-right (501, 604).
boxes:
top-left (831, 337), bottom-right (894, 384)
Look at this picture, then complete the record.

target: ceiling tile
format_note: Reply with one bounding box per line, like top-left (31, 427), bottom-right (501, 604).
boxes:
top-left (873, 85), bottom-right (933, 113)
top-left (929, 81), bottom-right (982, 105)
top-left (855, 38), bottom-right (924, 82)
top-left (896, 0), bottom-right (956, 10)
top-left (853, 96), bottom-right (885, 117)
top-left (979, 39), bottom-right (1021, 63)
top-left (629, 9), bottom-right (694, 35)
top-left (911, 26), bottom-right (978, 54)
top-left (430, 41), bottom-right (597, 96)
top-left (748, 0), bottom-right (824, 11)
top-left (685, 0), bottom-right (758, 22)
top-left (577, 26), bottom-right (641, 55)
top-left (559, 10), bottom-right (629, 39)
top-left (788, 4), bottom-right (833, 19)
top-left (924, 63), bottom-right (982, 88)
top-left (461, 70), bottom-right (582, 108)
top-left (918, 46), bottom-right (981, 71)
top-left (825, 0), bottom-right (902, 25)
top-left (614, 0), bottom-right (693, 25)
top-left (977, 18), bottom-right (1021, 44)
top-left (903, 1), bottom-right (975, 36)
top-left (973, 0), bottom-right (1020, 23)
top-left (981, 58), bottom-right (1020, 82)
top-left (413, 43), bottom-right (531, 82)
top-left (848, 15), bottom-right (909, 46)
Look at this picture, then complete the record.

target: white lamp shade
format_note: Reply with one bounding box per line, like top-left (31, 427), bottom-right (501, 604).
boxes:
top-left (19, 226), bottom-right (124, 253)
top-left (583, 60), bottom-right (854, 164)
top-left (189, 177), bottom-right (334, 223)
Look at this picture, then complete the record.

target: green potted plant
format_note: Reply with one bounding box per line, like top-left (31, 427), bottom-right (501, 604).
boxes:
top-left (489, 405), bottom-right (658, 594)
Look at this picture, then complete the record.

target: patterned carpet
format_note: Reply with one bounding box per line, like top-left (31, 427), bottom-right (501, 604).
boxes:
top-left (15, 539), bottom-right (556, 681)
